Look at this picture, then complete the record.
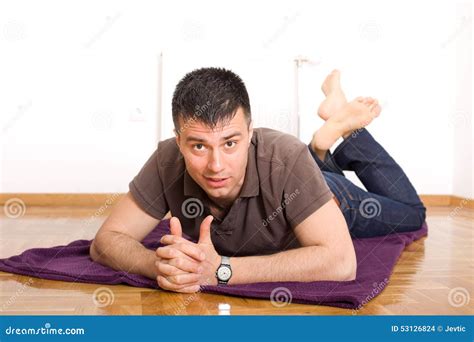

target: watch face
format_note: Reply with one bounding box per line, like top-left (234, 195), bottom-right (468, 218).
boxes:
top-left (217, 266), bottom-right (232, 281)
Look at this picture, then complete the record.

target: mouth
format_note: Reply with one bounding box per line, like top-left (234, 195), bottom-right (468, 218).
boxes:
top-left (204, 176), bottom-right (229, 188)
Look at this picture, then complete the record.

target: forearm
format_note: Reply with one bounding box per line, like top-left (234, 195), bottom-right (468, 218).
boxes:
top-left (90, 231), bottom-right (158, 280)
top-left (228, 245), bottom-right (355, 285)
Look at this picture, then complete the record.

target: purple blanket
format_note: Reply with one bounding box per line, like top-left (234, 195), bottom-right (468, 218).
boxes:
top-left (0, 220), bottom-right (427, 309)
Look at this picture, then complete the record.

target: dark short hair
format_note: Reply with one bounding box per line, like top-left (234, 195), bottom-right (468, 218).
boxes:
top-left (172, 67), bottom-right (251, 133)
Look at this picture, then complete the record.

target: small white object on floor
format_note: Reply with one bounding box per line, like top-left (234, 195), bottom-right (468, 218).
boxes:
top-left (218, 303), bottom-right (231, 315)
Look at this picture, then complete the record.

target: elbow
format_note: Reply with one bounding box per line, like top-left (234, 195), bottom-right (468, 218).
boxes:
top-left (90, 238), bottom-right (102, 263)
top-left (338, 252), bottom-right (357, 281)
top-left (340, 261), bottom-right (357, 281)
top-left (339, 253), bottom-right (357, 281)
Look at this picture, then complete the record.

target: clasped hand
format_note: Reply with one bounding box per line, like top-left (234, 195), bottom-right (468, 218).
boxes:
top-left (155, 215), bottom-right (221, 293)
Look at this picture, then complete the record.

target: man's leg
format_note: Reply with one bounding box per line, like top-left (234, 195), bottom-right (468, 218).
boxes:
top-left (321, 169), bottom-right (426, 238)
top-left (333, 128), bottom-right (426, 211)
top-left (307, 142), bottom-right (344, 176)
top-left (308, 70), bottom-right (426, 238)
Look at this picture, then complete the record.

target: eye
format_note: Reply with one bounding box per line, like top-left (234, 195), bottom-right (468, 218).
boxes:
top-left (193, 143), bottom-right (205, 151)
top-left (225, 141), bottom-right (237, 148)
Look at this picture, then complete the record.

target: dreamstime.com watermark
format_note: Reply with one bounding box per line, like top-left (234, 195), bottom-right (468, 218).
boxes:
top-left (0, 278), bottom-right (34, 312)
top-left (172, 291), bottom-right (202, 315)
top-left (2, 100), bottom-right (32, 134)
top-left (181, 197), bottom-right (204, 219)
top-left (3, 197), bottom-right (27, 218)
top-left (352, 278), bottom-right (389, 314)
top-left (176, 101), bottom-right (212, 136)
top-left (448, 287), bottom-right (470, 308)
top-left (78, 193), bottom-right (121, 234)
top-left (441, 15), bottom-right (472, 49)
top-left (92, 287), bottom-right (115, 308)
top-left (172, 279), bottom-right (212, 315)
top-left (262, 12), bottom-right (300, 49)
top-left (447, 198), bottom-right (470, 220)
top-left (4, 323), bottom-right (85, 336)
top-left (84, 12), bottom-right (121, 48)
top-left (270, 286), bottom-right (293, 308)
top-left (262, 189), bottom-right (300, 227)
top-left (359, 198), bottom-right (382, 219)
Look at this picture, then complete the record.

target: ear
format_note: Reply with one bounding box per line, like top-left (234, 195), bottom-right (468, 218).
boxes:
top-left (248, 120), bottom-right (253, 144)
top-left (174, 128), bottom-right (181, 147)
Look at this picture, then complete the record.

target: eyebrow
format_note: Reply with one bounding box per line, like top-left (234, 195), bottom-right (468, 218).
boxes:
top-left (185, 132), bottom-right (242, 143)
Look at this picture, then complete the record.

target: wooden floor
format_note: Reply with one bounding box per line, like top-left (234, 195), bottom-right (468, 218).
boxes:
top-left (0, 205), bottom-right (472, 315)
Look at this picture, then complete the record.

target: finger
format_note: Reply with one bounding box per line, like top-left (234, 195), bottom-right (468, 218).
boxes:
top-left (157, 260), bottom-right (202, 276)
top-left (168, 273), bottom-right (202, 286)
top-left (156, 244), bottom-right (205, 263)
top-left (157, 276), bottom-right (201, 293)
top-left (168, 257), bottom-right (203, 273)
top-left (156, 245), bottom-right (188, 259)
top-left (156, 261), bottom-right (187, 276)
top-left (175, 285), bottom-right (201, 293)
top-left (198, 215), bottom-right (214, 244)
top-left (160, 234), bottom-right (193, 246)
top-left (177, 242), bottom-right (206, 261)
top-left (156, 244), bottom-right (205, 262)
top-left (169, 217), bottom-right (182, 237)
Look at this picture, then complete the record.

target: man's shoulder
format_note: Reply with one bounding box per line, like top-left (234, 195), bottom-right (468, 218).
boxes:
top-left (156, 137), bottom-right (184, 168)
top-left (254, 127), bottom-right (307, 165)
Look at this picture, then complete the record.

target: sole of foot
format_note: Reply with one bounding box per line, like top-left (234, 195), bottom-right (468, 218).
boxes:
top-left (317, 69), bottom-right (348, 121)
top-left (340, 97), bottom-right (381, 138)
top-left (311, 97), bottom-right (382, 151)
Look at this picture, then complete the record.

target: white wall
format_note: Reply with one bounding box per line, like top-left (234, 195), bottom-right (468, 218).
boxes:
top-left (0, 0), bottom-right (471, 197)
top-left (452, 2), bottom-right (472, 199)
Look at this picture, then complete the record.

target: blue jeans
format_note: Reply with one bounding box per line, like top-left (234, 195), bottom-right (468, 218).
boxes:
top-left (308, 128), bottom-right (426, 238)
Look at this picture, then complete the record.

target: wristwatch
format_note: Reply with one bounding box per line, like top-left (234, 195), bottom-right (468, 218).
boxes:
top-left (215, 256), bottom-right (232, 285)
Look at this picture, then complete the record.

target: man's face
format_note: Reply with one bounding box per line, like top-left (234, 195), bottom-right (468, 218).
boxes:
top-left (175, 107), bottom-right (253, 206)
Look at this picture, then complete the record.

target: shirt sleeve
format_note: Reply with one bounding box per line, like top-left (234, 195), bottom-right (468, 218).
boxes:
top-left (283, 146), bottom-right (334, 229)
top-left (128, 146), bottom-right (169, 220)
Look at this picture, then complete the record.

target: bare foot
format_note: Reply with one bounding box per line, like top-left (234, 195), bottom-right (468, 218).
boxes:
top-left (311, 97), bottom-right (381, 151)
top-left (317, 69), bottom-right (347, 120)
top-left (353, 97), bottom-right (382, 134)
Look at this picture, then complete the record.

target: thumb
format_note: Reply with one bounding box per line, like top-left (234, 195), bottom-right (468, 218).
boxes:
top-left (198, 215), bottom-right (214, 244)
top-left (169, 217), bottom-right (182, 237)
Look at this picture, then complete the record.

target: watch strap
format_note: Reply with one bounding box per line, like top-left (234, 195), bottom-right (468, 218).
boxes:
top-left (221, 256), bottom-right (231, 266)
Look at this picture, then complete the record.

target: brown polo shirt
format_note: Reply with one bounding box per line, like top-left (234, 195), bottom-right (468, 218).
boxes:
top-left (129, 127), bottom-right (333, 257)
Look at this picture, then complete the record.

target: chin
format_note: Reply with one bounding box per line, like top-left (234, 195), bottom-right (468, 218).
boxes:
top-left (205, 186), bottom-right (230, 199)
top-left (206, 188), bottom-right (227, 197)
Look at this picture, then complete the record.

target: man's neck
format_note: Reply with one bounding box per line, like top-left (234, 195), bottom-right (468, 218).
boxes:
top-left (208, 196), bottom-right (234, 210)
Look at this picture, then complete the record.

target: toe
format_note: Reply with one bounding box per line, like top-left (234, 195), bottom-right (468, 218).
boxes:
top-left (375, 104), bottom-right (382, 116)
top-left (371, 104), bottom-right (382, 117)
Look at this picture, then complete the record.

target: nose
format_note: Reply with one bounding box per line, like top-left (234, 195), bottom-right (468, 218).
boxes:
top-left (208, 149), bottom-right (224, 173)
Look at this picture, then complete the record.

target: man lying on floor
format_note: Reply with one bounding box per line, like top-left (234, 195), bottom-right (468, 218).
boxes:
top-left (90, 67), bottom-right (426, 293)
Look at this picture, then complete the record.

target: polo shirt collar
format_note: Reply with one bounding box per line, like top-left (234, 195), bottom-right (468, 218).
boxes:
top-left (184, 168), bottom-right (204, 198)
top-left (238, 136), bottom-right (259, 197)
top-left (183, 133), bottom-right (259, 198)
